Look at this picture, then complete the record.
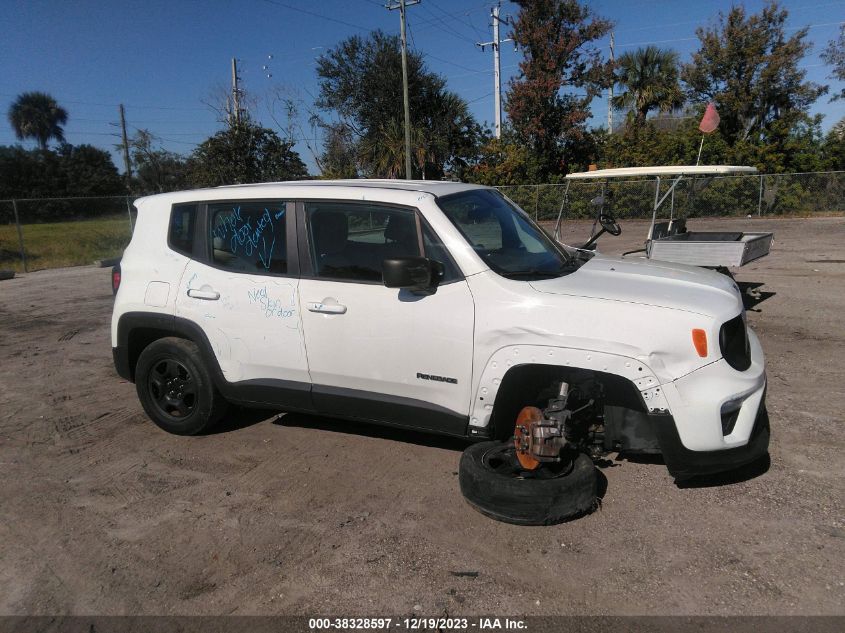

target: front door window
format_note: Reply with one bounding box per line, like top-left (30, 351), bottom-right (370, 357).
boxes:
top-left (306, 203), bottom-right (420, 282)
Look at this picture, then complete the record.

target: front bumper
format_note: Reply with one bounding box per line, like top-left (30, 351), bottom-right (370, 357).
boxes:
top-left (649, 403), bottom-right (769, 480)
top-left (651, 328), bottom-right (769, 479)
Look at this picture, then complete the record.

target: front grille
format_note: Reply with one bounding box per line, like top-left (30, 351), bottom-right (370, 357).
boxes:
top-left (719, 315), bottom-right (751, 371)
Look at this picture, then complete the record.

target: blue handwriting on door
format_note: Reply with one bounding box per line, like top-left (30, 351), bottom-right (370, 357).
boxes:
top-left (247, 286), bottom-right (295, 319)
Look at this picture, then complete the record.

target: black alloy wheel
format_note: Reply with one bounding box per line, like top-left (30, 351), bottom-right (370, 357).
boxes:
top-left (135, 337), bottom-right (227, 435)
top-left (148, 358), bottom-right (197, 420)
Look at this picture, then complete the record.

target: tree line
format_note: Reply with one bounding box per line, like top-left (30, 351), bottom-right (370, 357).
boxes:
top-left (1, 92), bottom-right (307, 204)
top-left (3, 0), bottom-right (844, 211)
top-left (471, 1), bottom-right (843, 184)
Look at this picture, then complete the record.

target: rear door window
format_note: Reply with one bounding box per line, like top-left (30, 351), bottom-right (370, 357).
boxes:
top-left (208, 201), bottom-right (288, 274)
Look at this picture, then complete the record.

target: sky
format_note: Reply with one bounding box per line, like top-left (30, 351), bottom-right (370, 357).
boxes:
top-left (1, 0), bottom-right (843, 174)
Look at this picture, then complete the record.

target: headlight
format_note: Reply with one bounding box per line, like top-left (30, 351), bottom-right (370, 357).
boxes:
top-left (719, 315), bottom-right (751, 371)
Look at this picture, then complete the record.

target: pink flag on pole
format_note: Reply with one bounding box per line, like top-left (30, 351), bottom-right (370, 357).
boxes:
top-left (699, 102), bottom-right (720, 134)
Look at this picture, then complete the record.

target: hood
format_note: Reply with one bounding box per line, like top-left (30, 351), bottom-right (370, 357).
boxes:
top-left (529, 253), bottom-right (741, 318)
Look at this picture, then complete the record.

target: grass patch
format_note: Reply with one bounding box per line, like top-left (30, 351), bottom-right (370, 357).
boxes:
top-left (0, 215), bottom-right (133, 272)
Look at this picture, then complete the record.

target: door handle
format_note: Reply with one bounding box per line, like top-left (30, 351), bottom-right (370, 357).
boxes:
top-left (307, 300), bottom-right (347, 314)
top-left (187, 287), bottom-right (220, 301)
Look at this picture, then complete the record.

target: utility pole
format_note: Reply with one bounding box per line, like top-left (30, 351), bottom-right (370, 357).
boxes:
top-left (387, 0), bottom-right (420, 180)
top-left (607, 32), bottom-right (615, 134)
top-left (476, 3), bottom-right (513, 139)
top-left (119, 104), bottom-right (132, 191)
top-left (231, 57), bottom-right (242, 127)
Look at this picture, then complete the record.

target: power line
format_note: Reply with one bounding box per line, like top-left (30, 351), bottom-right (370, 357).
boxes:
top-left (429, 0), bottom-right (486, 38)
top-left (128, 126), bottom-right (208, 136)
top-left (153, 137), bottom-right (202, 146)
top-left (787, 20), bottom-right (845, 30)
top-left (410, 1), bottom-right (490, 31)
top-left (0, 92), bottom-right (209, 111)
top-left (70, 116), bottom-right (208, 124)
top-left (467, 91), bottom-right (494, 104)
top-left (447, 62), bottom-right (519, 80)
top-left (616, 36), bottom-right (698, 48)
top-left (418, 3), bottom-right (475, 44)
top-left (617, 19), bottom-right (843, 48)
top-left (260, 0), bottom-right (371, 32)
top-left (605, 10), bottom-right (844, 36)
top-left (424, 50), bottom-right (480, 73)
top-left (37, 131), bottom-right (119, 137)
top-left (613, 19), bottom-right (702, 35)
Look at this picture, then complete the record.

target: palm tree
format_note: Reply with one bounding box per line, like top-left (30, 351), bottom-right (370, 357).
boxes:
top-left (612, 46), bottom-right (684, 127)
top-left (358, 120), bottom-right (429, 179)
top-left (7, 91), bottom-right (69, 150)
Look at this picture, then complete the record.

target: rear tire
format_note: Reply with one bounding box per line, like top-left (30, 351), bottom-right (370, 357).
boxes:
top-left (459, 441), bottom-right (597, 525)
top-left (135, 337), bottom-right (227, 435)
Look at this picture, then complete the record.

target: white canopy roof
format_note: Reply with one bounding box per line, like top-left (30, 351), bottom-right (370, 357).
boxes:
top-left (565, 165), bottom-right (758, 180)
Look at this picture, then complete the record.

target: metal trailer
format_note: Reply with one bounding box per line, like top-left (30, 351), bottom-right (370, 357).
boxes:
top-left (557, 165), bottom-right (774, 268)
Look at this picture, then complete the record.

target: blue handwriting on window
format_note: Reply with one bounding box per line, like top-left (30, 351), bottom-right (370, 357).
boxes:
top-left (212, 206), bottom-right (283, 270)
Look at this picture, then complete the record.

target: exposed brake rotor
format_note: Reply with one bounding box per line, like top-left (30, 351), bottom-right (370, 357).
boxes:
top-left (513, 388), bottom-right (576, 470)
top-left (512, 381), bottom-right (606, 472)
top-left (514, 406), bottom-right (544, 470)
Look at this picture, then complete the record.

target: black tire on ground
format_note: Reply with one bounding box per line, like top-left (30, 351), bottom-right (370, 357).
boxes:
top-left (135, 337), bottom-right (228, 435)
top-left (459, 441), bottom-right (598, 525)
top-left (0, 270), bottom-right (14, 281)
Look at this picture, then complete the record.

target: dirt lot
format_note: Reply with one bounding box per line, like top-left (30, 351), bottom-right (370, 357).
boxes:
top-left (1, 216), bottom-right (843, 616)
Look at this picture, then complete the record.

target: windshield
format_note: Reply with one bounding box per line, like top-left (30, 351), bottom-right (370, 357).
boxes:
top-left (437, 189), bottom-right (574, 279)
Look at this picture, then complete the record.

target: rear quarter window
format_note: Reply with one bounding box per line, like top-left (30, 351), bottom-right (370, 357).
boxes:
top-left (168, 204), bottom-right (197, 257)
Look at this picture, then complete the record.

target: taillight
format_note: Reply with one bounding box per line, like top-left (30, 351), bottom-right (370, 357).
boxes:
top-left (112, 267), bottom-right (121, 295)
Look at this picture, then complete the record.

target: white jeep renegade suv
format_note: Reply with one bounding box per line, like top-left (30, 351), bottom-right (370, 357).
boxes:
top-left (112, 180), bottom-right (769, 523)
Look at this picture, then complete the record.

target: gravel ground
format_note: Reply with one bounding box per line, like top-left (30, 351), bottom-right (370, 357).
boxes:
top-left (0, 216), bottom-right (843, 616)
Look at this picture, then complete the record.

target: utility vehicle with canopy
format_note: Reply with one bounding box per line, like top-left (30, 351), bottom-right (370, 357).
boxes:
top-left (555, 165), bottom-right (774, 270)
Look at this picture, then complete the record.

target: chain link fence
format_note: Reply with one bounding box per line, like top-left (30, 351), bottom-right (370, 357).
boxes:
top-left (1, 171), bottom-right (843, 273)
top-left (0, 196), bottom-right (136, 273)
top-left (498, 170), bottom-right (845, 222)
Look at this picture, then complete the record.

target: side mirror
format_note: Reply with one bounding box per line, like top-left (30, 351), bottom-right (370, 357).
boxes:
top-left (382, 257), bottom-right (443, 293)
